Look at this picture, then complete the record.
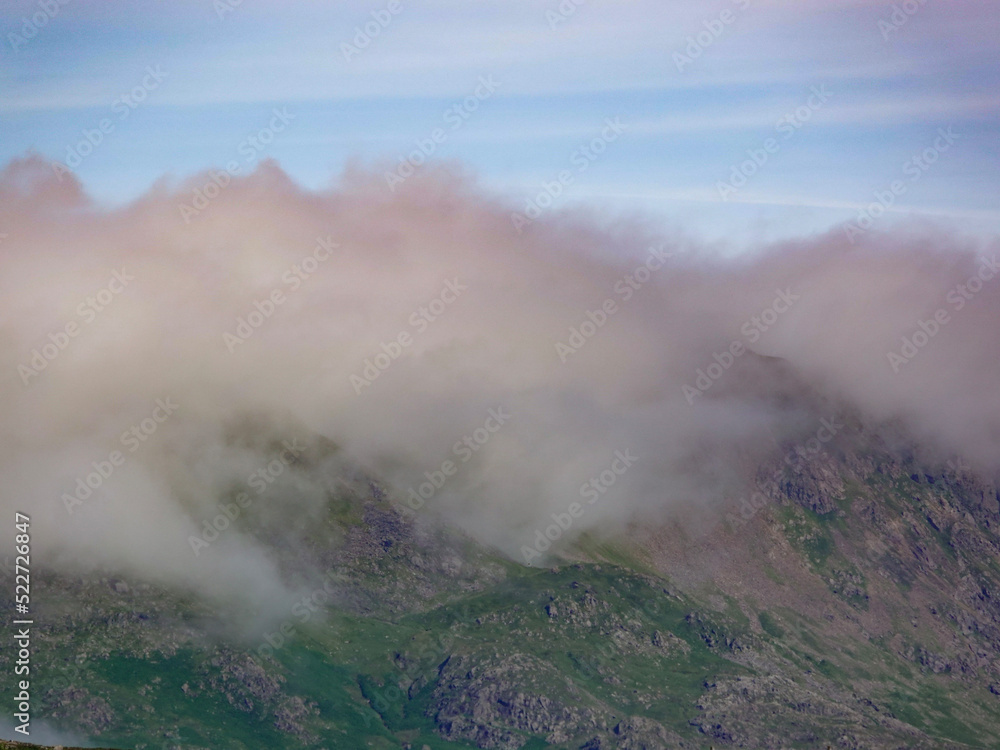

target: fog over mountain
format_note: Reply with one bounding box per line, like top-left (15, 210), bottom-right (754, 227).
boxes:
top-left (1, 153), bottom-right (998, 607)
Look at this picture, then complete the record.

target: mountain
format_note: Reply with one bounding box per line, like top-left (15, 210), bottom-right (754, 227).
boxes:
top-left (3, 423), bottom-right (1000, 750)
top-left (0, 742), bottom-right (113, 750)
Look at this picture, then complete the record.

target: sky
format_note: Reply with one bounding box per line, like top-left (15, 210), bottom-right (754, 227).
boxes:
top-left (1, 0), bottom-right (999, 247)
top-left (2, 0), bottom-right (1000, 604)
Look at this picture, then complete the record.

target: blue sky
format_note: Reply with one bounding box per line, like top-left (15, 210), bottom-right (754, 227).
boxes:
top-left (2, 0), bottom-right (998, 246)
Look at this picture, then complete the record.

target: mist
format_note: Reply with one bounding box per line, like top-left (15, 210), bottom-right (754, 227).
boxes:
top-left (1, 153), bottom-right (998, 604)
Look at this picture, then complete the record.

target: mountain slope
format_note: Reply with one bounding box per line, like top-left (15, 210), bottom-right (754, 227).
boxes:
top-left (3, 432), bottom-right (1000, 749)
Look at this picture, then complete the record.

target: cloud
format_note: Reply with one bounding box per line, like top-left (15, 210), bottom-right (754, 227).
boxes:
top-left (0, 154), bottom-right (997, 603)
top-left (0, 717), bottom-right (92, 747)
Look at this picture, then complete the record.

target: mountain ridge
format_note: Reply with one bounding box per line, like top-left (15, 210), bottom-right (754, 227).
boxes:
top-left (3, 420), bottom-right (1000, 748)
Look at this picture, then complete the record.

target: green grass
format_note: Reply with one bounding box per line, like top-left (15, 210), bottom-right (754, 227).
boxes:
top-left (758, 611), bottom-right (785, 638)
top-left (17, 457), bottom-right (1000, 750)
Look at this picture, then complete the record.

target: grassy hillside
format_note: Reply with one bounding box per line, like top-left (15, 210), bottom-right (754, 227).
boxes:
top-left (3, 442), bottom-right (1000, 748)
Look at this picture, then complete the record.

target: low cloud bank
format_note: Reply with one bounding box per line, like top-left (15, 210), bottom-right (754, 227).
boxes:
top-left (0, 154), bottom-right (997, 601)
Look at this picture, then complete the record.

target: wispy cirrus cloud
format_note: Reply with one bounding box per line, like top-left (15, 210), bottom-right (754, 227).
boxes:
top-left (1, 0), bottom-right (996, 240)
